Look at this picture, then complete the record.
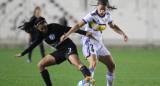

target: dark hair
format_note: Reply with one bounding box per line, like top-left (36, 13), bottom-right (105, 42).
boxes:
top-left (18, 17), bottom-right (37, 33)
top-left (34, 7), bottom-right (41, 14)
top-left (35, 17), bottom-right (46, 27)
top-left (97, 0), bottom-right (117, 10)
top-left (18, 17), bottom-right (46, 33)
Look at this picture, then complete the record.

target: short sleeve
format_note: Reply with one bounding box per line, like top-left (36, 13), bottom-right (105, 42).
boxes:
top-left (82, 13), bottom-right (93, 23)
top-left (107, 12), bottom-right (113, 24)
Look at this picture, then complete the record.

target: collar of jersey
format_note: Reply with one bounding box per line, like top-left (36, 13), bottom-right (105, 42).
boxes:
top-left (96, 9), bottom-right (106, 18)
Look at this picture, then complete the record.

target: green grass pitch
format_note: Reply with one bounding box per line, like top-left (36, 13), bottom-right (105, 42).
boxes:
top-left (0, 48), bottom-right (160, 86)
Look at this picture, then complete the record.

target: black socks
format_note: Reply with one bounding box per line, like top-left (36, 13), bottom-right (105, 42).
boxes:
top-left (41, 70), bottom-right (52, 86)
top-left (40, 66), bottom-right (90, 86)
top-left (80, 66), bottom-right (91, 77)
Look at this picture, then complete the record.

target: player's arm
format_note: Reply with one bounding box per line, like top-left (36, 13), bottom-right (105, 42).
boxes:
top-left (75, 29), bottom-right (94, 38)
top-left (60, 13), bottom-right (94, 41)
top-left (68, 20), bottom-right (86, 34)
top-left (62, 24), bottom-right (91, 36)
top-left (60, 20), bottom-right (93, 41)
top-left (13, 36), bottom-right (43, 58)
top-left (60, 20), bottom-right (86, 41)
top-left (75, 29), bottom-right (87, 35)
top-left (108, 22), bottom-right (128, 42)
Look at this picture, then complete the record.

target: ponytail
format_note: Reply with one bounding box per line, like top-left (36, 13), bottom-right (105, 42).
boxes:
top-left (97, 0), bottom-right (117, 10)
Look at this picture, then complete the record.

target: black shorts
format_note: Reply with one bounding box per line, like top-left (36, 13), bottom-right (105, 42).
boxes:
top-left (50, 42), bottom-right (78, 64)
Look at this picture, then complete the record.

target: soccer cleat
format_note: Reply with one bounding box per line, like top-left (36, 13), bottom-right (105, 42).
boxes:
top-left (85, 76), bottom-right (96, 84)
top-left (90, 78), bottom-right (95, 85)
top-left (27, 58), bottom-right (32, 63)
top-left (81, 80), bottom-right (87, 86)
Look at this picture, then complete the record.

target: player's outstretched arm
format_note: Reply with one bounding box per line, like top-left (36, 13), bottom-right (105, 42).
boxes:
top-left (13, 38), bottom-right (43, 58)
top-left (60, 20), bottom-right (86, 42)
top-left (109, 22), bottom-right (129, 42)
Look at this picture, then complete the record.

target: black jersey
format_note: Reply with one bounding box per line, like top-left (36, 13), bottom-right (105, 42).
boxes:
top-left (21, 23), bottom-right (87, 56)
top-left (29, 28), bottom-right (39, 41)
top-left (28, 16), bottom-right (41, 41)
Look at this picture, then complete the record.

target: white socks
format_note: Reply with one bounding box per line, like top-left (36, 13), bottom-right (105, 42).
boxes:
top-left (88, 68), bottom-right (114, 86)
top-left (106, 72), bottom-right (115, 86)
top-left (89, 68), bottom-right (95, 78)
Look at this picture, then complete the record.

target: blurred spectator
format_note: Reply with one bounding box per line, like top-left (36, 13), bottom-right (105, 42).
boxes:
top-left (27, 7), bottom-right (45, 63)
top-left (59, 16), bottom-right (68, 26)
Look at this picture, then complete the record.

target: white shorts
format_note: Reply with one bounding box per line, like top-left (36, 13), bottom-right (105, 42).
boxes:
top-left (81, 37), bottom-right (111, 59)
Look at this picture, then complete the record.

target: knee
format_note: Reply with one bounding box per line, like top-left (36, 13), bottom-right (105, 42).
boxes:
top-left (38, 61), bottom-right (44, 69)
top-left (88, 55), bottom-right (97, 69)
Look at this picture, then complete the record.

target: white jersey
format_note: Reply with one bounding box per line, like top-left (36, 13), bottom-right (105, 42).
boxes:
top-left (81, 10), bottom-right (112, 58)
top-left (82, 9), bottom-right (113, 43)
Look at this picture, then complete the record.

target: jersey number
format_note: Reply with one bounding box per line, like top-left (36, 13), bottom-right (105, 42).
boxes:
top-left (68, 48), bottom-right (72, 54)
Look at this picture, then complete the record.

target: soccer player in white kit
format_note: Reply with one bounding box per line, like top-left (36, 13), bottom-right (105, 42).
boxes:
top-left (61, 0), bottom-right (128, 86)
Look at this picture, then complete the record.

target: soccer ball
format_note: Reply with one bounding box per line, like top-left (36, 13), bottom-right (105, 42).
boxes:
top-left (77, 80), bottom-right (92, 86)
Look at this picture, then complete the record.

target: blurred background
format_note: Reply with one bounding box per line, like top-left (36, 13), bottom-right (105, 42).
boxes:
top-left (0, 0), bottom-right (160, 49)
top-left (0, 0), bottom-right (160, 86)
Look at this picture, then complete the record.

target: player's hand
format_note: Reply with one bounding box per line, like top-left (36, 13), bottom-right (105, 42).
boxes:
top-left (60, 35), bottom-right (68, 42)
top-left (13, 54), bottom-right (22, 58)
top-left (123, 34), bottom-right (128, 42)
top-left (86, 32), bottom-right (95, 39)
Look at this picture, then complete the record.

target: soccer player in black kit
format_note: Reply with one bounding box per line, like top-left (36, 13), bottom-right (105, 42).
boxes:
top-left (20, 7), bottom-right (45, 62)
top-left (14, 17), bottom-right (95, 86)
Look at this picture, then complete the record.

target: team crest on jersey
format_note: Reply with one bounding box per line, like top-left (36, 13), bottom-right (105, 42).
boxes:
top-left (105, 19), bottom-right (108, 22)
top-left (91, 49), bottom-right (95, 52)
top-left (49, 34), bottom-right (55, 40)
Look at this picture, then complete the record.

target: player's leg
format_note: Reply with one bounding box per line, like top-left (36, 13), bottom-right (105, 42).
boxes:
top-left (38, 55), bottom-right (56, 86)
top-left (39, 42), bottom-right (45, 58)
top-left (68, 54), bottom-right (91, 77)
top-left (99, 55), bottom-right (116, 86)
top-left (28, 41), bottom-right (33, 62)
top-left (82, 39), bottom-right (98, 78)
top-left (87, 54), bottom-right (97, 78)
top-left (66, 41), bottom-right (95, 83)
top-left (68, 54), bottom-right (95, 84)
top-left (99, 55), bottom-right (116, 74)
top-left (98, 44), bottom-right (116, 86)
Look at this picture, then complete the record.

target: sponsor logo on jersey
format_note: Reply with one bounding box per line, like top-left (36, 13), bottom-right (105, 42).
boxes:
top-left (49, 34), bottom-right (55, 40)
